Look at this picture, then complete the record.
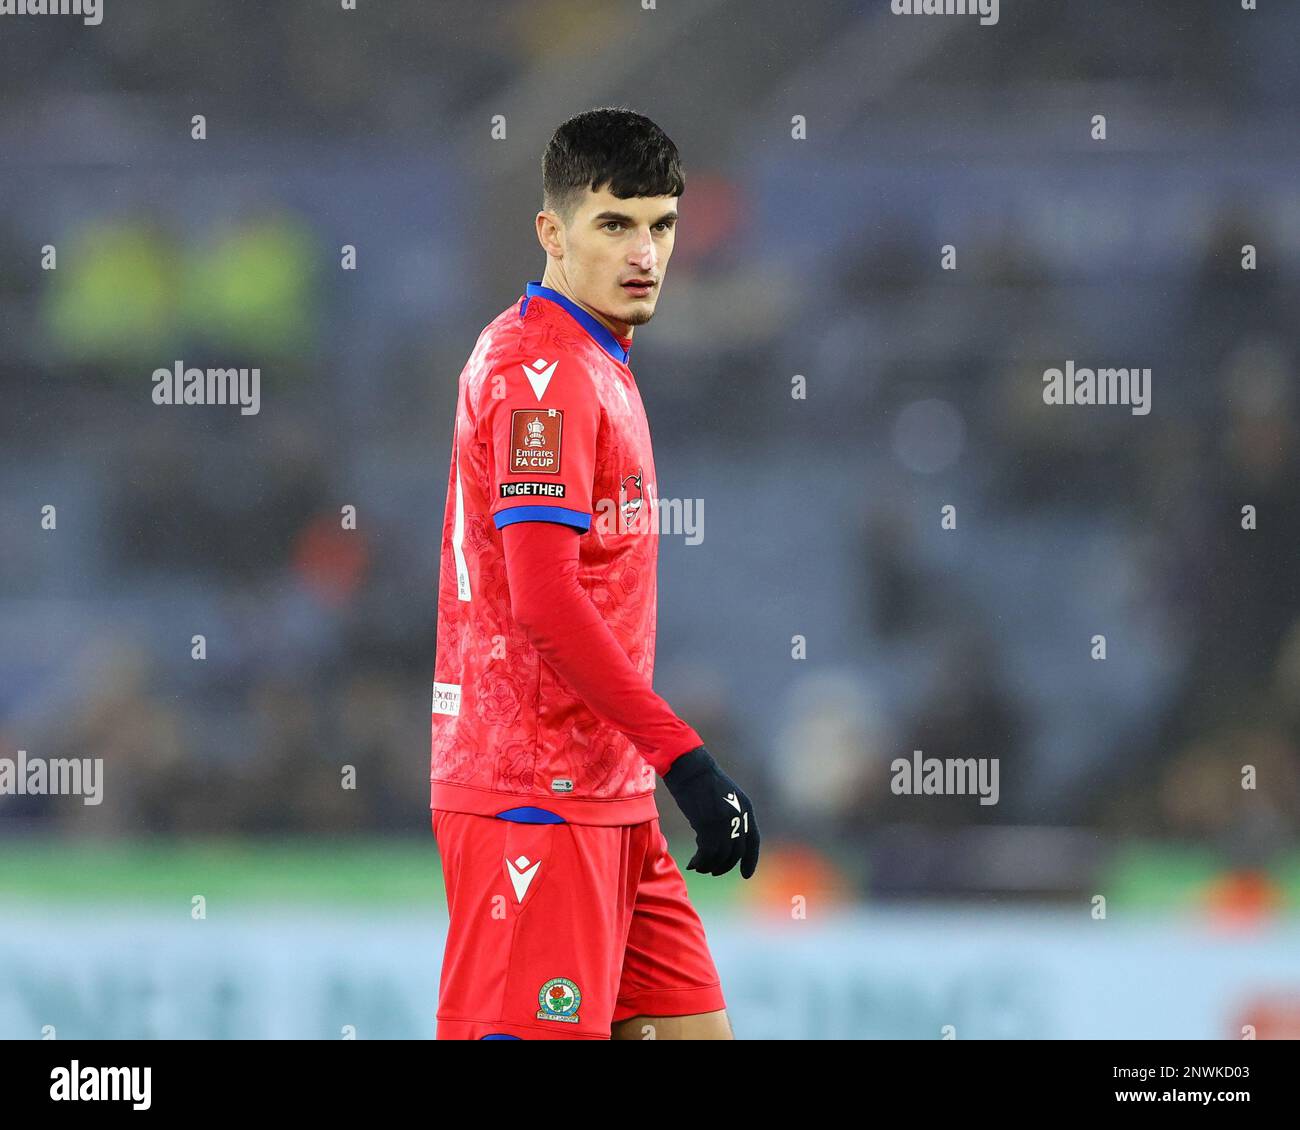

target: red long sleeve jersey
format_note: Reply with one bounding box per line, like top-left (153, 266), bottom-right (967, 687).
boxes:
top-left (431, 281), bottom-right (686, 825)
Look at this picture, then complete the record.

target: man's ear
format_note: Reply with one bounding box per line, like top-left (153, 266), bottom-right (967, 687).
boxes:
top-left (536, 210), bottom-right (564, 259)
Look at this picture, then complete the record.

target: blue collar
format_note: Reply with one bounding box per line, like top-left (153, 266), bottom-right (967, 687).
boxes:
top-left (522, 281), bottom-right (630, 364)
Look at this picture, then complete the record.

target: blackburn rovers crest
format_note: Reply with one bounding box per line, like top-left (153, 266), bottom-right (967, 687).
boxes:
top-left (537, 978), bottom-right (582, 1023)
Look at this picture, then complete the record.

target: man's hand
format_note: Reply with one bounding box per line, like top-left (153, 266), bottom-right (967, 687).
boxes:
top-left (662, 746), bottom-right (760, 878)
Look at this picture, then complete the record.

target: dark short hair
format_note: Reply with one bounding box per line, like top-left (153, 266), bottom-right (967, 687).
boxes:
top-left (542, 108), bottom-right (685, 224)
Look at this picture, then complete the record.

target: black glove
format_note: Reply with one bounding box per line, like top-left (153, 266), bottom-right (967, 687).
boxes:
top-left (662, 746), bottom-right (760, 878)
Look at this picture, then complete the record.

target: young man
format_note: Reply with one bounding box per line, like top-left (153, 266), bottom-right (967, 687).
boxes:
top-left (430, 108), bottom-right (759, 1041)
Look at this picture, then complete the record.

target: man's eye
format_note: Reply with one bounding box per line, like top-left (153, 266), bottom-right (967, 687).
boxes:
top-left (604, 221), bottom-right (623, 232)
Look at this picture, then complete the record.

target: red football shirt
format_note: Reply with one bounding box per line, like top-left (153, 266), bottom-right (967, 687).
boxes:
top-left (431, 281), bottom-right (673, 825)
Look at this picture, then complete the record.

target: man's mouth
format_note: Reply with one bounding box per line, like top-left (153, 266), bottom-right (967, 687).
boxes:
top-left (622, 279), bottom-right (655, 297)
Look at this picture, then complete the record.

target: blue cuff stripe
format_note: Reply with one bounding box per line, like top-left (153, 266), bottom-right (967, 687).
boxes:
top-left (494, 505), bottom-right (591, 532)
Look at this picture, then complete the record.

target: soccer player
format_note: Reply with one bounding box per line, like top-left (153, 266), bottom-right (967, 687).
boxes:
top-left (430, 108), bottom-right (759, 1041)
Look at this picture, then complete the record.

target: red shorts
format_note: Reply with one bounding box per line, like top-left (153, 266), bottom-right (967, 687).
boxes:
top-left (432, 809), bottom-right (725, 1040)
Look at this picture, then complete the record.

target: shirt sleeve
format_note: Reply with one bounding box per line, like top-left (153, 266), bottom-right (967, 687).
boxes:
top-left (478, 350), bottom-right (599, 533)
top-left (501, 519), bottom-right (704, 776)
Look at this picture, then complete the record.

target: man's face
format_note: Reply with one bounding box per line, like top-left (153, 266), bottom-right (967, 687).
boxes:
top-left (550, 186), bottom-right (678, 328)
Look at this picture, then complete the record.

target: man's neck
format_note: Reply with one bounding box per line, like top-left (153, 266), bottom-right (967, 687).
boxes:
top-left (539, 270), bottom-right (633, 341)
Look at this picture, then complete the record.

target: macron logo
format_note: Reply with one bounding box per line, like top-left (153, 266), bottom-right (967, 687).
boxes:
top-left (523, 358), bottom-right (557, 401)
top-left (506, 855), bottom-right (541, 902)
top-left (723, 792), bottom-right (742, 813)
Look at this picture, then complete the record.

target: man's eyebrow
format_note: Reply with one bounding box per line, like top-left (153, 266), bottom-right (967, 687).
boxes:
top-left (593, 210), bottom-right (679, 225)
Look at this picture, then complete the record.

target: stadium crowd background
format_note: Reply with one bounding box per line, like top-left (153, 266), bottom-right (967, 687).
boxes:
top-left (1, 0), bottom-right (1298, 931)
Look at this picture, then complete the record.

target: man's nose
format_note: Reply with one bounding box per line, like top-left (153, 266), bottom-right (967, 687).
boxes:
top-left (630, 233), bottom-right (656, 270)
